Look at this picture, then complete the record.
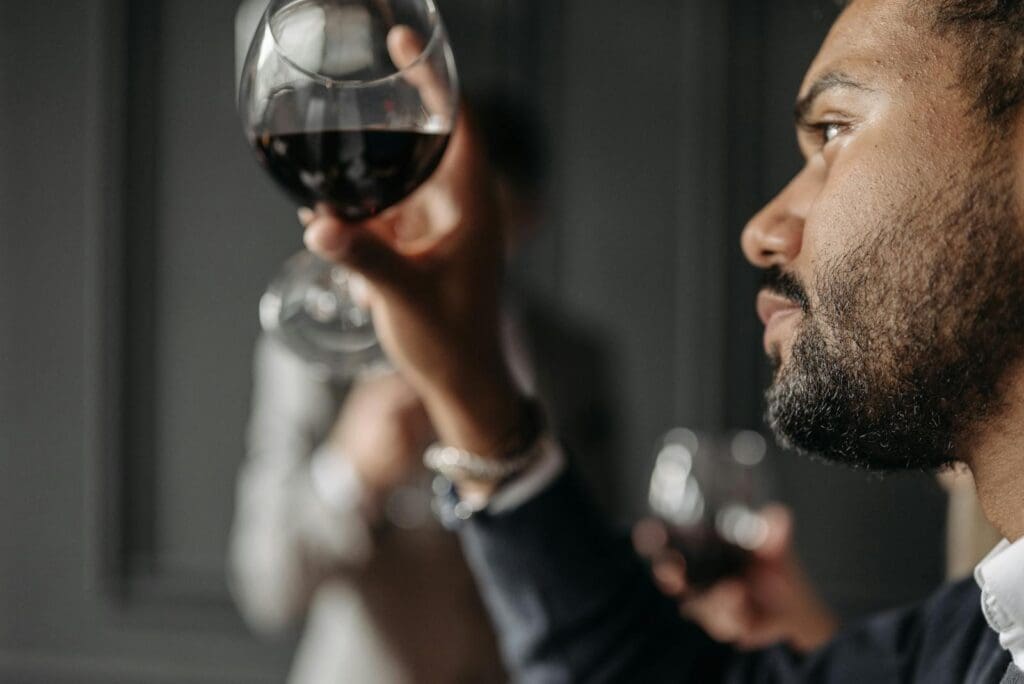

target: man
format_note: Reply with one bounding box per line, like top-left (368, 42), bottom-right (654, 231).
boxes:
top-left (301, 0), bottom-right (1024, 681)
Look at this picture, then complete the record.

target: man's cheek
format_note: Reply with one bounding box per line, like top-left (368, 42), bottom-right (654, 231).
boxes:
top-left (809, 149), bottom-right (904, 257)
top-left (801, 199), bottom-right (864, 272)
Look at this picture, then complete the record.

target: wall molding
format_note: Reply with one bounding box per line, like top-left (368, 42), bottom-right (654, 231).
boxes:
top-left (82, 0), bottom-right (242, 618)
top-left (671, 0), bottom-right (733, 430)
top-left (82, 0), bottom-right (129, 602)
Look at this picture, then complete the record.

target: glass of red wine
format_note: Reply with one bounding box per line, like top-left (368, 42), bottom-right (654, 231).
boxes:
top-left (646, 428), bottom-right (774, 590)
top-left (239, 0), bottom-right (458, 372)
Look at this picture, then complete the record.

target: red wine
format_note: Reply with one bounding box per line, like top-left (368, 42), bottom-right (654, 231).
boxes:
top-left (665, 525), bottom-right (750, 589)
top-left (253, 127), bottom-right (450, 220)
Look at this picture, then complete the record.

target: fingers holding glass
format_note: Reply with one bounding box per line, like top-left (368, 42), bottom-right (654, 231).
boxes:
top-left (387, 24), bottom-right (454, 121)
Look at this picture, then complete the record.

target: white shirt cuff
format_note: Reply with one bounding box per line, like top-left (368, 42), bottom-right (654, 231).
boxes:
top-left (484, 435), bottom-right (566, 514)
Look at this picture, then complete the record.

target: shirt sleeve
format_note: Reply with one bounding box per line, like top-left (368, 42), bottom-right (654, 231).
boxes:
top-left (486, 435), bottom-right (567, 514)
top-left (457, 466), bottom-right (734, 682)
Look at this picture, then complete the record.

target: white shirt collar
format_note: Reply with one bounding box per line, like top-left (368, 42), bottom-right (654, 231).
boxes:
top-left (975, 537), bottom-right (1024, 670)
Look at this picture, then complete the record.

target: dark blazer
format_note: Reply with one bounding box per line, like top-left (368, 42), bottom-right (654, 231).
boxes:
top-left (457, 471), bottom-right (1020, 683)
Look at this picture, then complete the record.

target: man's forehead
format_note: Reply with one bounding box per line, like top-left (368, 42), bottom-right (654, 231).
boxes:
top-left (799, 0), bottom-right (935, 100)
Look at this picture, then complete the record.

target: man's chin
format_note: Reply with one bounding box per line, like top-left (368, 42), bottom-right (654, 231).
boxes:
top-left (766, 376), bottom-right (960, 475)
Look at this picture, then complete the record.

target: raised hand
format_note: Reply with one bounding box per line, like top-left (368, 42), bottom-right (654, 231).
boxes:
top-left (302, 81), bottom-right (526, 466)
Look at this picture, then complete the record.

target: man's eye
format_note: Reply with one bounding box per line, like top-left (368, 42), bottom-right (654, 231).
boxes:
top-left (817, 122), bottom-right (845, 145)
top-left (797, 118), bottom-right (854, 158)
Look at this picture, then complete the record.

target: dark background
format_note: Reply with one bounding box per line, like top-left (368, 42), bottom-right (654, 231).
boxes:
top-left (0, 1), bottom-right (947, 681)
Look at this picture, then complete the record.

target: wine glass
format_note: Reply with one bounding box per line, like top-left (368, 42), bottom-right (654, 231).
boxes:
top-left (646, 428), bottom-right (774, 589)
top-left (239, 0), bottom-right (459, 373)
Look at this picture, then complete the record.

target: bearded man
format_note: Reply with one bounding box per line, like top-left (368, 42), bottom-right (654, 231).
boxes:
top-left (300, 0), bottom-right (1024, 681)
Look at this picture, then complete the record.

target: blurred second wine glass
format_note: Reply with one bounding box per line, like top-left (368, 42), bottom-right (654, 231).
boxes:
top-left (647, 428), bottom-right (774, 589)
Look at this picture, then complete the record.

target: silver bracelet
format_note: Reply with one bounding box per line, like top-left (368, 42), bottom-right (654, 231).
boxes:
top-left (423, 440), bottom-right (541, 483)
top-left (423, 399), bottom-right (547, 483)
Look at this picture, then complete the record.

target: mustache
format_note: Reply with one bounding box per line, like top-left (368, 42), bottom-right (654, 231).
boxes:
top-left (761, 266), bottom-right (811, 312)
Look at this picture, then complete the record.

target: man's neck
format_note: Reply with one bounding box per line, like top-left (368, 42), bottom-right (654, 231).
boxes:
top-left (968, 373), bottom-right (1024, 542)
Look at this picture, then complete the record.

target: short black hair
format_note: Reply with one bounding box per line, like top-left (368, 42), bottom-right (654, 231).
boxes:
top-left (836, 0), bottom-right (1024, 123)
top-left (933, 1), bottom-right (1024, 122)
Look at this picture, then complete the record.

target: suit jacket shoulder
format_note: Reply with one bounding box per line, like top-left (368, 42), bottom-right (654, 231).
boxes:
top-left (460, 468), bottom-right (1012, 683)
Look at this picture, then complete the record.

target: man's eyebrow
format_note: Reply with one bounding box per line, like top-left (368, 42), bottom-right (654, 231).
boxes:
top-left (794, 72), bottom-right (872, 127)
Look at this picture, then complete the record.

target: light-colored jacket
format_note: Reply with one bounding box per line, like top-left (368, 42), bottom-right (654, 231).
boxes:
top-left (229, 336), bottom-right (506, 684)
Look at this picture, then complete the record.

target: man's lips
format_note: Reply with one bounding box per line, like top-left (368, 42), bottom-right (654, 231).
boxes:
top-left (756, 290), bottom-right (803, 326)
top-left (757, 290), bottom-right (803, 355)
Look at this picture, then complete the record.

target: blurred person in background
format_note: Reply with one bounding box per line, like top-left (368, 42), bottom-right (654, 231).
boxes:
top-left (301, 1), bottom-right (1024, 680)
top-left (228, 91), bottom-right (621, 684)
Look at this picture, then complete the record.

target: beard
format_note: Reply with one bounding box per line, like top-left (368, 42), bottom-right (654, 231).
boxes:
top-left (765, 145), bottom-right (1024, 472)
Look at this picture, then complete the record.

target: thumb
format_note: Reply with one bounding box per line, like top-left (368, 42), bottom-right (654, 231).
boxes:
top-left (387, 26), bottom-right (450, 118)
top-left (305, 214), bottom-right (420, 300)
top-left (752, 505), bottom-right (793, 562)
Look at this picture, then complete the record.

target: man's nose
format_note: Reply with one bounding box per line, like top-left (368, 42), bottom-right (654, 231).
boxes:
top-left (740, 170), bottom-right (811, 269)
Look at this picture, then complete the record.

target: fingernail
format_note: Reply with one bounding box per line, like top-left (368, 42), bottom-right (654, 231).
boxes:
top-left (297, 207), bottom-right (315, 225)
top-left (349, 273), bottom-right (370, 307)
top-left (304, 219), bottom-right (351, 254)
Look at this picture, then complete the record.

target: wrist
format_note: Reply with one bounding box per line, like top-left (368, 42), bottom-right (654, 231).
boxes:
top-left (423, 390), bottom-right (544, 502)
top-left (421, 368), bottom-right (527, 458)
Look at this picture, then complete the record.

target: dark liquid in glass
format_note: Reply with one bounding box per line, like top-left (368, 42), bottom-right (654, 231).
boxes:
top-left (666, 526), bottom-right (750, 589)
top-left (253, 127), bottom-right (450, 220)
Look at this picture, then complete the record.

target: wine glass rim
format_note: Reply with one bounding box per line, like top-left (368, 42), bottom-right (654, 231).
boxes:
top-left (265, 0), bottom-right (446, 89)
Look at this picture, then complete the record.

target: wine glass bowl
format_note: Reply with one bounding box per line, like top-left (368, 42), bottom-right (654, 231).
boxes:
top-left (648, 428), bottom-right (773, 589)
top-left (238, 0), bottom-right (459, 369)
top-left (240, 0), bottom-right (457, 219)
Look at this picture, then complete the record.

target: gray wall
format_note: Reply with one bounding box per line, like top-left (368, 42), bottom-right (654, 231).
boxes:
top-left (0, 0), bottom-right (945, 681)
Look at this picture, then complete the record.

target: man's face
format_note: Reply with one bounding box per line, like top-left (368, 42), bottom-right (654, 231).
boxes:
top-left (741, 0), bottom-right (1024, 471)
